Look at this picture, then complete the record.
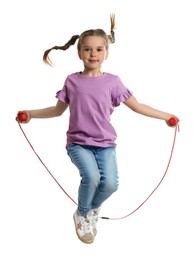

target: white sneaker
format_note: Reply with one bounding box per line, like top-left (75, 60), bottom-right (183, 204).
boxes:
top-left (90, 208), bottom-right (100, 236)
top-left (73, 211), bottom-right (94, 244)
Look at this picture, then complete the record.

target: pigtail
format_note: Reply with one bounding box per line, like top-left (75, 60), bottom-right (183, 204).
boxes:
top-left (108, 13), bottom-right (116, 43)
top-left (43, 34), bottom-right (80, 66)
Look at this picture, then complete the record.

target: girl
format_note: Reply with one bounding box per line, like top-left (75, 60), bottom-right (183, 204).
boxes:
top-left (17, 14), bottom-right (179, 244)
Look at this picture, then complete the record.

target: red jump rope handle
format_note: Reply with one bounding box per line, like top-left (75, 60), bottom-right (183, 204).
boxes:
top-left (168, 117), bottom-right (179, 126)
top-left (17, 111), bottom-right (28, 122)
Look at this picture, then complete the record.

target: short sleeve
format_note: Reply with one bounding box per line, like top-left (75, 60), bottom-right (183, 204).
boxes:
top-left (111, 76), bottom-right (133, 107)
top-left (112, 89), bottom-right (132, 107)
top-left (56, 84), bottom-right (69, 104)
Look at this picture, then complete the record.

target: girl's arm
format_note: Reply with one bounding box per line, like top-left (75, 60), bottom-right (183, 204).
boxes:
top-left (19, 100), bottom-right (69, 123)
top-left (123, 96), bottom-right (179, 126)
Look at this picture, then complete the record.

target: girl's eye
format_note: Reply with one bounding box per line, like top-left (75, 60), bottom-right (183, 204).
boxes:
top-left (83, 48), bottom-right (104, 52)
top-left (97, 48), bottom-right (103, 52)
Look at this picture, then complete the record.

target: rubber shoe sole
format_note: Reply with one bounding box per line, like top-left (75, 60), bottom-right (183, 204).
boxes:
top-left (73, 213), bottom-right (94, 244)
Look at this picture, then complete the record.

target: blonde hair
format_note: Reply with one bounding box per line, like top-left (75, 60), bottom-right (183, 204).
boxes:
top-left (43, 14), bottom-right (116, 66)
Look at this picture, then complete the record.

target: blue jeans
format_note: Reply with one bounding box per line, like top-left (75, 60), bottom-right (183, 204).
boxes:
top-left (67, 144), bottom-right (119, 216)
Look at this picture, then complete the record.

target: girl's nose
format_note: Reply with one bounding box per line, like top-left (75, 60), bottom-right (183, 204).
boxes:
top-left (90, 49), bottom-right (96, 57)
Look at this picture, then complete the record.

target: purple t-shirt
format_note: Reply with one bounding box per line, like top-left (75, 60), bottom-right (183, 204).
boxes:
top-left (56, 72), bottom-right (132, 148)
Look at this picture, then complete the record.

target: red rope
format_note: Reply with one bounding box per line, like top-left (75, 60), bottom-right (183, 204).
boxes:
top-left (101, 125), bottom-right (180, 220)
top-left (17, 121), bottom-right (77, 206)
top-left (17, 121), bottom-right (179, 220)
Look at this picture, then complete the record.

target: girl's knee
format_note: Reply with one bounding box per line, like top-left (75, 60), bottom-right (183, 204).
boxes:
top-left (81, 174), bottom-right (100, 187)
top-left (100, 179), bottom-right (118, 194)
top-left (109, 181), bottom-right (119, 193)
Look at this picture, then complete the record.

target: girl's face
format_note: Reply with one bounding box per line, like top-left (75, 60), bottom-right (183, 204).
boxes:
top-left (78, 36), bottom-right (109, 74)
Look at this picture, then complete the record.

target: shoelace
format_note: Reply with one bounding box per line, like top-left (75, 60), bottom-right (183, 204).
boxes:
top-left (90, 211), bottom-right (98, 227)
top-left (79, 216), bottom-right (92, 233)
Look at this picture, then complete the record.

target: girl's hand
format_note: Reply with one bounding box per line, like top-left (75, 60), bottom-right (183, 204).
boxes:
top-left (166, 116), bottom-right (179, 127)
top-left (16, 111), bottom-right (31, 124)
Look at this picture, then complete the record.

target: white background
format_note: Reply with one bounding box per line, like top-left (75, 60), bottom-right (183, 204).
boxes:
top-left (1, 0), bottom-right (194, 259)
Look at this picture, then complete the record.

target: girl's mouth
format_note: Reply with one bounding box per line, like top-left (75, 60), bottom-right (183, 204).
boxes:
top-left (89, 59), bottom-right (98, 63)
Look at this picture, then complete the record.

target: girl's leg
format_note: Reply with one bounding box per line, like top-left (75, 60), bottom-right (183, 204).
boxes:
top-left (89, 146), bottom-right (119, 236)
top-left (67, 144), bottom-right (101, 216)
top-left (91, 146), bottom-right (119, 209)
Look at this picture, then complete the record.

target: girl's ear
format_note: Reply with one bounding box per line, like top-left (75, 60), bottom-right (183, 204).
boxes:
top-left (105, 50), bottom-right (109, 60)
top-left (78, 51), bottom-right (82, 59)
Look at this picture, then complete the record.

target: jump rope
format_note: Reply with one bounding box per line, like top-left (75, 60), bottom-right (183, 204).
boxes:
top-left (16, 112), bottom-right (179, 220)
